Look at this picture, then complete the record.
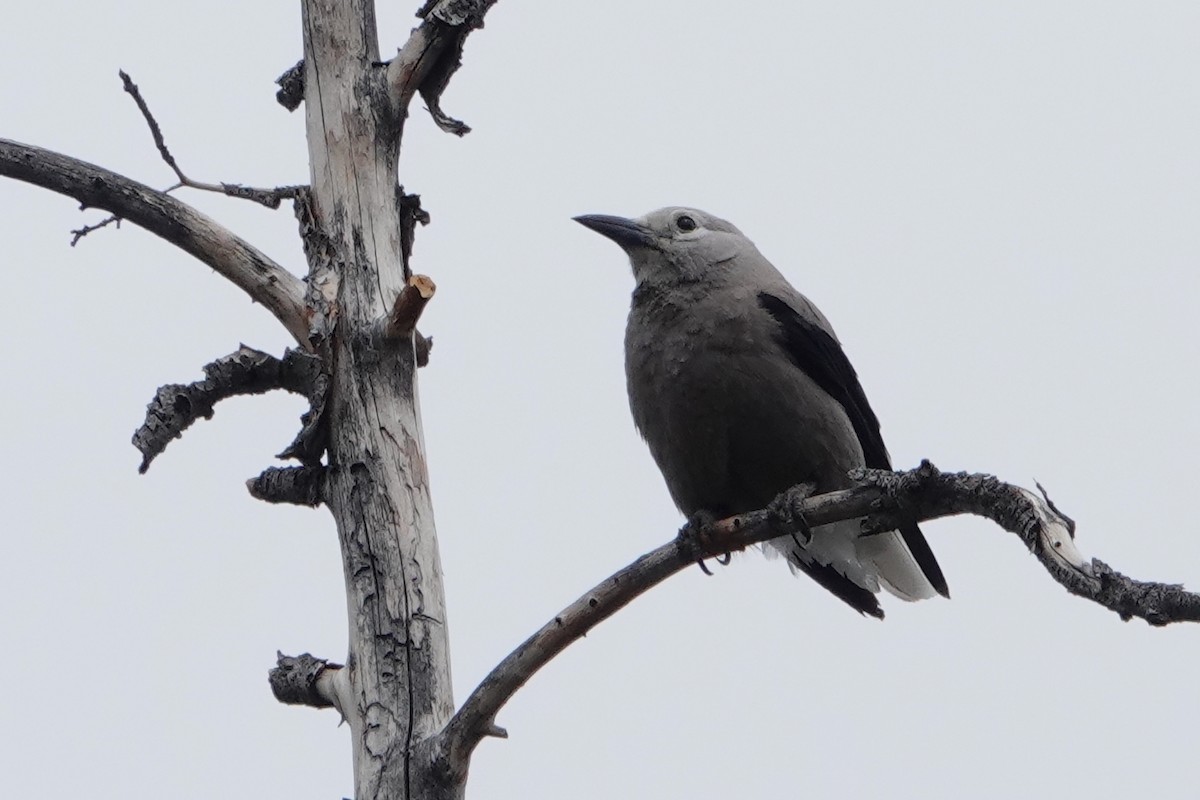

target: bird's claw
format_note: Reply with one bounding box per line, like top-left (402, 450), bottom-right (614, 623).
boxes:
top-left (678, 510), bottom-right (729, 576)
top-left (769, 483), bottom-right (817, 548)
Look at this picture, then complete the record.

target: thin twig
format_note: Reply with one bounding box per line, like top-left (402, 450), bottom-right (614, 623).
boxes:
top-left (119, 69), bottom-right (184, 179)
top-left (119, 70), bottom-right (306, 209)
top-left (70, 214), bottom-right (121, 245)
top-left (219, 182), bottom-right (306, 209)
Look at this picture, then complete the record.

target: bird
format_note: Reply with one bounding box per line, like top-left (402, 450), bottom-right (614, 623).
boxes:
top-left (574, 206), bottom-right (948, 618)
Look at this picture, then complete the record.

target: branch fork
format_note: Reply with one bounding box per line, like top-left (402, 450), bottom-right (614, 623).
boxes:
top-left (119, 70), bottom-right (305, 209)
top-left (271, 460), bottom-right (1200, 788)
top-left (133, 346), bottom-right (331, 504)
top-left (0, 138), bottom-right (311, 345)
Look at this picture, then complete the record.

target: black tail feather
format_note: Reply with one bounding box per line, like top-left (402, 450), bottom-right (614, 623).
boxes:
top-left (791, 555), bottom-right (885, 619)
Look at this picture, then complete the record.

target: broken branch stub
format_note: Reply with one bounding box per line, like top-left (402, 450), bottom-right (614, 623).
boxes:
top-left (269, 652), bottom-right (341, 708)
top-left (275, 60), bottom-right (305, 111)
top-left (387, 275), bottom-right (437, 338)
top-left (247, 466), bottom-right (327, 507)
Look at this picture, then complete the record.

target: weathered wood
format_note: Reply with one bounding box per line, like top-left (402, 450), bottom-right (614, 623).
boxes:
top-left (300, 2), bottom-right (455, 798)
top-left (269, 652), bottom-right (344, 708)
top-left (247, 466), bottom-right (327, 506)
top-left (133, 346), bottom-right (320, 473)
top-left (0, 138), bottom-right (310, 345)
top-left (387, 275), bottom-right (437, 338)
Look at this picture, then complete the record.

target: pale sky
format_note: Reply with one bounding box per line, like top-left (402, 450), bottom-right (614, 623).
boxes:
top-left (3, 2), bottom-right (1200, 798)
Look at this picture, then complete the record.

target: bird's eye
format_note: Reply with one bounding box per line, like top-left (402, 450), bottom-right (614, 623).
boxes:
top-left (676, 215), bottom-right (697, 232)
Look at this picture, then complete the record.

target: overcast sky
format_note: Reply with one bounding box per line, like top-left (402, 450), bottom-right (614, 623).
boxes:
top-left (3, 2), bottom-right (1200, 798)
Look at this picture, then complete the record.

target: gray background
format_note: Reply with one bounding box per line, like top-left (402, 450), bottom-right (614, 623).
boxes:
top-left (3, 2), bottom-right (1198, 797)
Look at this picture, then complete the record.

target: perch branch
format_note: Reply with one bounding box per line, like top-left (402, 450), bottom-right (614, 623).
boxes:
top-left (386, 0), bottom-right (500, 134)
top-left (120, 70), bottom-right (304, 209)
top-left (0, 138), bottom-right (310, 346)
top-left (424, 460), bottom-right (1199, 779)
top-left (133, 346), bottom-right (322, 473)
top-left (385, 275), bottom-right (436, 337)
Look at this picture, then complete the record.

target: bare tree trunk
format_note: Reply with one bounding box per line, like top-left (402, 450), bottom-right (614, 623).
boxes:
top-left (0, 0), bottom-right (491, 792)
top-left (299, 2), bottom-right (453, 797)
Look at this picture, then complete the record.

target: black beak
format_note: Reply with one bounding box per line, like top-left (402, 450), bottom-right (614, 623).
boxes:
top-left (573, 214), bottom-right (656, 250)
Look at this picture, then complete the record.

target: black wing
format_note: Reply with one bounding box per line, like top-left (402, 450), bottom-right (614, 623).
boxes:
top-left (758, 292), bottom-right (949, 598)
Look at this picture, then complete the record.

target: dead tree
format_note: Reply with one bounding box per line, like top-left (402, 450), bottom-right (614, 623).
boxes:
top-left (2, 2), bottom-right (1198, 798)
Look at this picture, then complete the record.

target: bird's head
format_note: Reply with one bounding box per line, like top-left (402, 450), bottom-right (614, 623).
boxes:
top-left (574, 207), bottom-right (750, 287)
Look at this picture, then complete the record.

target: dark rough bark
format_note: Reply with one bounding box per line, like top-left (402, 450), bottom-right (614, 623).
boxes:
top-left (248, 466), bottom-right (328, 506)
top-left (270, 652), bottom-right (343, 708)
top-left (133, 346), bottom-right (322, 473)
top-left (275, 60), bottom-right (306, 111)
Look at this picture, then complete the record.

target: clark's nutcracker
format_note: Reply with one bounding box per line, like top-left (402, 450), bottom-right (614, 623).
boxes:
top-left (575, 207), bottom-right (948, 618)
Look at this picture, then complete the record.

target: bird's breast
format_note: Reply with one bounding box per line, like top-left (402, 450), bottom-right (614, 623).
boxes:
top-left (624, 294), bottom-right (863, 515)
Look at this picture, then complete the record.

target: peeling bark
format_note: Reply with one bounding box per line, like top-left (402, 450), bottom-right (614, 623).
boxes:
top-left (296, 1), bottom-right (483, 797)
top-left (248, 466), bottom-right (327, 506)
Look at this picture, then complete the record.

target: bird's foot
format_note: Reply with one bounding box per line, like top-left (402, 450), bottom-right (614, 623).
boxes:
top-left (768, 483), bottom-right (817, 548)
top-left (678, 510), bottom-right (728, 576)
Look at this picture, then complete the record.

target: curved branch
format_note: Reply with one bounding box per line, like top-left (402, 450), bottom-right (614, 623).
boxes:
top-left (0, 138), bottom-right (311, 346)
top-left (387, 0), bottom-right (500, 133)
top-left (133, 346), bottom-right (321, 473)
top-left (429, 461), bottom-right (1200, 779)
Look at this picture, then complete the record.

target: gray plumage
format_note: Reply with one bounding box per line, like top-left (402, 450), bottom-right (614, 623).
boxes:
top-left (575, 206), bottom-right (948, 618)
